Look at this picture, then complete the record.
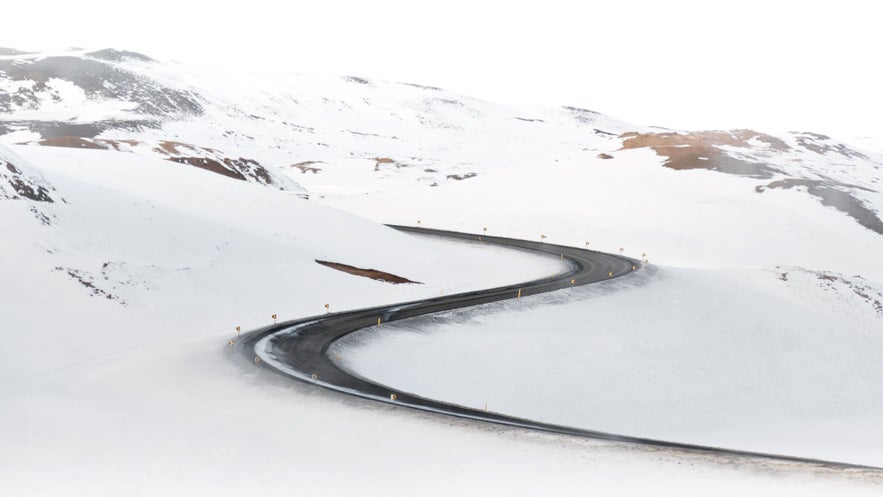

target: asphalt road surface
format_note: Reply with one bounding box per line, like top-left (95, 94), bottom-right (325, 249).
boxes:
top-left (236, 225), bottom-right (878, 471)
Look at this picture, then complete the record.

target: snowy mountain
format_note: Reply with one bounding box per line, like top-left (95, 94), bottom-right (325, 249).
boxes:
top-left (2, 47), bottom-right (880, 237)
top-left (2, 47), bottom-right (883, 495)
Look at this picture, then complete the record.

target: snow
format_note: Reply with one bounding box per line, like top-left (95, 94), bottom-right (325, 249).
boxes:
top-left (4, 143), bottom-right (880, 494)
top-left (3, 49), bottom-right (883, 494)
top-left (334, 266), bottom-right (883, 467)
top-left (315, 150), bottom-right (883, 280)
top-left (0, 144), bottom-right (566, 378)
top-left (5, 329), bottom-right (880, 496)
top-left (0, 77), bottom-right (143, 122)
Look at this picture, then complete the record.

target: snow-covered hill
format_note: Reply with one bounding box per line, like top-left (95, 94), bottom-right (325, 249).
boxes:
top-left (2, 48), bottom-right (880, 240)
top-left (0, 141), bottom-right (563, 377)
top-left (2, 47), bottom-right (882, 495)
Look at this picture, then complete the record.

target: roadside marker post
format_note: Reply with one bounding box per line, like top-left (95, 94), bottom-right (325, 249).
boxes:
top-left (517, 289), bottom-right (522, 298)
top-left (585, 241), bottom-right (589, 249)
top-left (272, 314), bottom-right (277, 324)
top-left (540, 234), bottom-right (547, 242)
top-left (619, 247), bottom-right (624, 255)
top-left (236, 325), bottom-right (241, 337)
top-left (312, 373), bottom-right (318, 382)
top-left (255, 356), bottom-right (261, 364)
top-left (377, 317), bottom-right (381, 326)
top-left (324, 304), bottom-right (330, 313)
top-left (483, 227), bottom-right (487, 236)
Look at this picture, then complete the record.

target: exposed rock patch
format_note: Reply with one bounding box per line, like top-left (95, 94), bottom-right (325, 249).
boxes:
top-left (619, 130), bottom-right (785, 178)
top-left (0, 55), bottom-right (203, 117)
top-left (778, 267), bottom-right (883, 316)
top-left (54, 267), bottom-right (122, 302)
top-left (793, 132), bottom-right (868, 160)
top-left (315, 260), bottom-right (421, 284)
top-left (0, 145), bottom-right (59, 204)
top-left (446, 172), bottom-right (478, 181)
top-left (372, 156), bottom-right (410, 171)
top-left (24, 137), bottom-right (285, 189)
top-left (343, 76), bottom-right (370, 85)
top-left (288, 161), bottom-right (323, 174)
top-left (756, 179), bottom-right (883, 234)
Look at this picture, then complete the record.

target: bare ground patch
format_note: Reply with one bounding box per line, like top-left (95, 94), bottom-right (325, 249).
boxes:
top-left (287, 161), bottom-right (324, 174)
top-left (372, 156), bottom-right (405, 171)
top-left (24, 137), bottom-right (280, 187)
top-left (446, 172), bottom-right (477, 181)
top-left (756, 179), bottom-right (883, 235)
top-left (793, 132), bottom-right (868, 159)
top-left (31, 136), bottom-right (107, 149)
top-left (1, 160), bottom-right (56, 202)
top-left (315, 260), bottom-right (421, 284)
top-left (618, 130), bottom-right (787, 178)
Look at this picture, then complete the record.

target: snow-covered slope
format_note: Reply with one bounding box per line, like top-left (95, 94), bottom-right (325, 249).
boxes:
top-left (0, 143), bottom-right (58, 203)
top-left (3, 47), bottom-right (883, 494)
top-left (2, 48), bottom-right (880, 239)
top-left (0, 142), bottom-right (564, 381)
top-left (335, 265), bottom-right (883, 466)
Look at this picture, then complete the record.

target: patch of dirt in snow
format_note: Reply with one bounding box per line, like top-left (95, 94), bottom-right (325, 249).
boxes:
top-left (315, 260), bottom-right (421, 284)
top-left (372, 156), bottom-right (410, 171)
top-left (24, 137), bottom-right (286, 188)
top-left (31, 136), bottom-right (108, 149)
top-left (616, 129), bottom-right (883, 235)
top-left (779, 267), bottom-right (883, 316)
top-left (618, 129), bottom-right (786, 178)
top-left (286, 161), bottom-right (324, 174)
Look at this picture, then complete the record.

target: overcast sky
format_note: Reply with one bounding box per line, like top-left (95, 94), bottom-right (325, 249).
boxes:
top-left (4, 1), bottom-right (881, 141)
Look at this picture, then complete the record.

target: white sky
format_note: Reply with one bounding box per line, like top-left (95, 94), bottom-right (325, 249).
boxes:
top-left (4, 1), bottom-right (882, 141)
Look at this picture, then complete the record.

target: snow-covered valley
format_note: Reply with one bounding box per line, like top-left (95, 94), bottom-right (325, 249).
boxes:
top-left (2, 47), bottom-right (882, 495)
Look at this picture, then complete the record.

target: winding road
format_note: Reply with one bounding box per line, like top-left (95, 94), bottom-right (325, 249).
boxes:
top-left (236, 225), bottom-right (878, 471)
